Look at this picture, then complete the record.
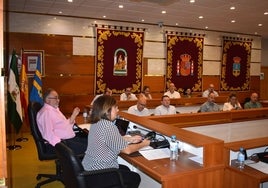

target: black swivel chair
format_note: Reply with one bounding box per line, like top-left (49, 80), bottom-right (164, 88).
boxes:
top-left (55, 142), bottom-right (126, 188)
top-left (28, 102), bottom-right (62, 188)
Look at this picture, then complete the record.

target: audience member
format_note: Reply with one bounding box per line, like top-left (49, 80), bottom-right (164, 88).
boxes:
top-left (82, 95), bottom-right (150, 188)
top-left (222, 93), bottom-right (242, 111)
top-left (199, 92), bottom-right (221, 112)
top-left (202, 84), bottom-right (219, 97)
top-left (120, 87), bottom-right (138, 101)
top-left (154, 95), bottom-right (177, 115)
top-left (164, 82), bottom-right (181, 99)
top-left (37, 88), bottom-right (87, 155)
top-left (244, 92), bottom-right (263, 109)
top-left (90, 88), bottom-right (112, 105)
top-left (127, 94), bottom-right (150, 116)
top-left (142, 86), bottom-right (152, 99)
top-left (183, 88), bottom-right (192, 98)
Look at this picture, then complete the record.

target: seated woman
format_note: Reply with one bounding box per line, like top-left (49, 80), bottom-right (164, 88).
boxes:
top-left (82, 95), bottom-right (150, 188)
top-left (142, 86), bottom-right (152, 99)
top-left (222, 93), bottom-right (242, 111)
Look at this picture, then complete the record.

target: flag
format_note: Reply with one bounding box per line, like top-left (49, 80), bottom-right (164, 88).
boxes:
top-left (30, 54), bottom-right (43, 105)
top-left (20, 50), bottom-right (29, 122)
top-left (8, 50), bottom-right (23, 133)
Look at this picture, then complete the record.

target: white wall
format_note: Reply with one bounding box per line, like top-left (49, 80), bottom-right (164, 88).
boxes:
top-left (8, 12), bottom-right (262, 75)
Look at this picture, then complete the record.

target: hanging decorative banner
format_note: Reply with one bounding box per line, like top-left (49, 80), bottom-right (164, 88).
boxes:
top-left (95, 28), bottom-right (144, 94)
top-left (166, 35), bottom-right (203, 93)
top-left (221, 38), bottom-right (252, 91)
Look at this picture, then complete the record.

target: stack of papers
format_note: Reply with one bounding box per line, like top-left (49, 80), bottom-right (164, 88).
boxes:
top-left (246, 160), bottom-right (268, 174)
top-left (139, 148), bottom-right (170, 160)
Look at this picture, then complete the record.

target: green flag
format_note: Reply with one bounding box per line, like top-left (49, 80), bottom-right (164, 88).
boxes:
top-left (8, 50), bottom-right (23, 133)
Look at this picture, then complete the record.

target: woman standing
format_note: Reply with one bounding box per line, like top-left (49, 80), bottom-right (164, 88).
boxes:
top-left (82, 95), bottom-right (150, 188)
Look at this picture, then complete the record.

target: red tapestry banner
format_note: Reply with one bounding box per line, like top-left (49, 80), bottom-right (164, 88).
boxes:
top-left (166, 35), bottom-right (203, 92)
top-left (95, 28), bottom-right (144, 94)
top-left (221, 39), bottom-right (251, 91)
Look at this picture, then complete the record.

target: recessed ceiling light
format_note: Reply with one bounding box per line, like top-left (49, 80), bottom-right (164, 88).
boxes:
top-left (190, 0), bottom-right (195, 3)
top-left (59, 11), bottom-right (62, 14)
top-left (258, 24), bottom-right (263, 26)
top-left (198, 16), bottom-right (203, 19)
top-left (231, 20), bottom-right (236, 23)
top-left (103, 15), bottom-right (106, 18)
top-left (255, 32), bottom-right (258, 35)
top-left (119, 5), bottom-right (124, 8)
top-left (161, 10), bottom-right (166, 14)
top-left (264, 12), bottom-right (268, 15)
top-left (141, 19), bottom-right (145, 22)
top-left (205, 26), bottom-right (208, 29)
top-left (175, 23), bottom-right (178, 26)
top-left (67, 0), bottom-right (73, 2)
top-left (230, 6), bottom-right (235, 10)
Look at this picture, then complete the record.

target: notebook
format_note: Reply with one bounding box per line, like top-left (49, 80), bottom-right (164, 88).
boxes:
top-left (114, 119), bottom-right (129, 136)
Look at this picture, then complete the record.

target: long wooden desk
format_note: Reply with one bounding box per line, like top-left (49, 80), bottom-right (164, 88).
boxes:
top-left (116, 96), bottom-right (228, 110)
top-left (120, 151), bottom-right (224, 188)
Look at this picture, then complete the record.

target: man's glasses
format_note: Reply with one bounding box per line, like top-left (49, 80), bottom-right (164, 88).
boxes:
top-left (48, 96), bottom-right (60, 100)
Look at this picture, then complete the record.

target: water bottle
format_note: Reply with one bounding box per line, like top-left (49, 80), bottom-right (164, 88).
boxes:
top-left (82, 108), bottom-right (88, 123)
top-left (170, 135), bottom-right (178, 161)
top-left (237, 147), bottom-right (245, 169)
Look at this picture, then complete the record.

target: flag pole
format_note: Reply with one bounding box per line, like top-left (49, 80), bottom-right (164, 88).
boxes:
top-left (7, 124), bottom-right (22, 150)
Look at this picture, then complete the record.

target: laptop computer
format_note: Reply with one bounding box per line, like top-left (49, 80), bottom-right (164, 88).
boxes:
top-left (114, 118), bottom-right (129, 136)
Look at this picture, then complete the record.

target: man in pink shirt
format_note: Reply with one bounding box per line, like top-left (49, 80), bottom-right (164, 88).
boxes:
top-left (37, 88), bottom-right (87, 155)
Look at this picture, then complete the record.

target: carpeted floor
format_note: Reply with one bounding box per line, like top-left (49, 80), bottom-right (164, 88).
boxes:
top-left (7, 132), bottom-right (64, 188)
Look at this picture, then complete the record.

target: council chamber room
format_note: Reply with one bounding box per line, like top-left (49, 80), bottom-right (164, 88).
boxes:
top-left (1, 0), bottom-right (268, 188)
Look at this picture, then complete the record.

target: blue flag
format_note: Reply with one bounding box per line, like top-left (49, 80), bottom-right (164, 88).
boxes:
top-left (30, 55), bottom-right (43, 105)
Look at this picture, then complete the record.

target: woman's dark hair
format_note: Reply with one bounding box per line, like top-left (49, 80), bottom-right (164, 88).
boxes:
top-left (90, 95), bottom-right (117, 123)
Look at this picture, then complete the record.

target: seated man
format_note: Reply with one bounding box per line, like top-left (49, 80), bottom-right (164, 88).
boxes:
top-left (90, 88), bottom-right (112, 105)
top-left (244, 92), bottom-right (263, 109)
top-left (154, 95), bottom-right (177, 115)
top-left (202, 84), bottom-right (219, 97)
top-left (37, 88), bottom-right (87, 155)
top-left (223, 93), bottom-right (242, 111)
top-left (127, 94), bottom-right (150, 116)
top-left (164, 82), bottom-right (181, 99)
top-left (199, 92), bottom-right (221, 112)
top-left (120, 87), bottom-right (138, 101)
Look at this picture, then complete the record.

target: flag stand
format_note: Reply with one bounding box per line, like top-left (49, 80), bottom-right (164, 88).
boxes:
top-left (7, 127), bottom-right (22, 150)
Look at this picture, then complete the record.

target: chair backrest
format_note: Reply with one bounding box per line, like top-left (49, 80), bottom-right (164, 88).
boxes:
top-left (55, 142), bottom-right (87, 188)
top-left (28, 101), bottom-right (57, 160)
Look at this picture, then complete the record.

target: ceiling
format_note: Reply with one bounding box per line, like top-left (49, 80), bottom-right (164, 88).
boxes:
top-left (6, 0), bottom-right (268, 38)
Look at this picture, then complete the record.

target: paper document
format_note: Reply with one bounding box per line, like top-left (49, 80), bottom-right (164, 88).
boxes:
top-left (189, 156), bottom-right (203, 165)
top-left (246, 161), bottom-right (268, 174)
top-left (139, 148), bottom-right (170, 160)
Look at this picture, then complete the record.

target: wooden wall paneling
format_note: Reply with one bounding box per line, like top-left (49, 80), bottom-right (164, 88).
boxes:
top-left (45, 55), bottom-right (94, 75)
top-left (250, 76), bottom-right (260, 93)
top-left (42, 35), bottom-right (73, 55)
top-left (202, 75), bottom-right (220, 92)
top-left (260, 66), bottom-right (268, 99)
top-left (143, 75), bottom-right (165, 98)
top-left (42, 75), bottom-right (94, 94)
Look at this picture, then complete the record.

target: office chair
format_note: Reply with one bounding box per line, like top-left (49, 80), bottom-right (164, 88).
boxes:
top-left (28, 102), bottom-right (62, 188)
top-left (55, 142), bottom-right (126, 188)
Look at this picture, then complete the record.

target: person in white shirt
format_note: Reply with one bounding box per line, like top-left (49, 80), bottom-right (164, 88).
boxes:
top-left (127, 94), bottom-right (150, 116)
top-left (90, 88), bottom-right (112, 105)
top-left (202, 84), bottom-right (219, 97)
top-left (223, 93), bottom-right (242, 111)
top-left (120, 87), bottom-right (137, 101)
top-left (154, 95), bottom-right (177, 115)
top-left (164, 83), bottom-right (181, 99)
